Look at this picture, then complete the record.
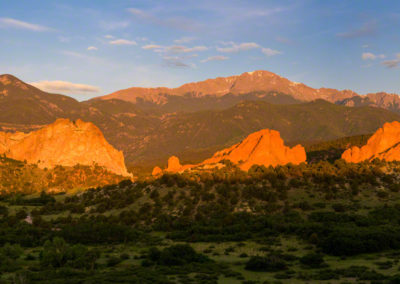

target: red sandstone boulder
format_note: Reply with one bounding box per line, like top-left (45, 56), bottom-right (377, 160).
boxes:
top-left (342, 121), bottom-right (400, 163)
top-left (0, 118), bottom-right (130, 176)
top-left (201, 129), bottom-right (306, 170)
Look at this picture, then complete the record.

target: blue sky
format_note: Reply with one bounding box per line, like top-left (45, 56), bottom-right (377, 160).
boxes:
top-left (1, 0), bottom-right (400, 101)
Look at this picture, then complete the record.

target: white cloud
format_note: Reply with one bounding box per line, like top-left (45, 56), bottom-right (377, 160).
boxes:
top-left (0, 17), bottom-right (51, 32)
top-left (261, 47), bottom-right (282, 56)
top-left (104, 34), bottom-right (114, 39)
top-left (142, 44), bottom-right (162, 50)
top-left (217, 42), bottom-right (260, 53)
top-left (362, 52), bottom-right (385, 60)
top-left (30, 80), bottom-right (100, 94)
top-left (87, 46), bottom-right (98, 51)
top-left (201, 55), bottom-right (229, 63)
top-left (109, 39), bottom-right (137, 45)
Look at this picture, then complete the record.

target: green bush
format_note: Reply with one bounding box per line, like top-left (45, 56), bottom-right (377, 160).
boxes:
top-left (245, 255), bottom-right (287, 272)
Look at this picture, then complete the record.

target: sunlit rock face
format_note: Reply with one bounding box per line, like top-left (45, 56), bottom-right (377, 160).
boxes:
top-left (166, 156), bottom-right (182, 172)
top-left (342, 121), bottom-right (400, 163)
top-left (152, 166), bottom-right (163, 176)
top-left (201, 129), bottom-right (306, 171)
top-left (0, 118), bottom-right (130, 176)
top-left (155, 129), bottom-right (306, 174)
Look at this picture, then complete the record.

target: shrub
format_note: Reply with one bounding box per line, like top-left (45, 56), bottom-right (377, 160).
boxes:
top-left (300, 253), bottom-right (325, 268)
top-left (245, 255), bottom-right (287, 272)
top-left (147, 244), bottom-right (210, 266)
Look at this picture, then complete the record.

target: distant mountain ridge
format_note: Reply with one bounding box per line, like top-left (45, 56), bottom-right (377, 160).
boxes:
top-left (94, 70), bottom-right (357, 104)
top-left (92, 70), bottom-right (400, 114)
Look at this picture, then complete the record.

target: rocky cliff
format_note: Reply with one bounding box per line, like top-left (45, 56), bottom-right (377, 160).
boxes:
top-left (342, 121), bottom-right (400, 163)
top-left (201, 129), bottom-right (306, 171)
top-left (154, 129), bottom-right (306, 174)
top-left (0, 118), bottom-right (130, 176)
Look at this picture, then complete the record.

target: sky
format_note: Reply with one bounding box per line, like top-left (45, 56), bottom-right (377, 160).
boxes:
top-left (1, 0), bottom-right (400, 101)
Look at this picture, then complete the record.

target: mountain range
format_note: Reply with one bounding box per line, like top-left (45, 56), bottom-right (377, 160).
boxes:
top-left (93, 70), bottom-right (400, 113)
top-left (1, 71), bottom-right (400, 168)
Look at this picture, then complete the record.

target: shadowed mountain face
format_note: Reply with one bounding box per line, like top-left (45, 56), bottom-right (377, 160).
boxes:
top-left (1, 73), bottom-right (400, 167)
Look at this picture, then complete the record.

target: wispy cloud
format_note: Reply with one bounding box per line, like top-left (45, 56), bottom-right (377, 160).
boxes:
top-left (217, 42), bottom-right (260, 53)
top-left (275, 36), bottom-right (292, 44)
top-left (201, 55), bottom-right (229, 63)
top-left (104, 35), bottom-right (114, 39)
top-left (142, 44), bottom-right (162, 50)
top-left (261, 47), bottom-right (282, 56)
top-left (127, 7), bottom-right (201, 31)
top-left (382, 53), bottom-right (400, 68)
top-left (109, 39), bottom-right (137, 45)
top-left (142, 44), bottom-right (207, 53)
top-left (168, 45), bottom-right (207, 53)
top-left (216, 41), bottom-right (281, 57)
top-left (0, 17), bottom-right (52, 32)
top-left (99, 20), bottom-right (130, 31)
top-left (60, 50), bottom-right (104, 64)
top-left (87, 46), bottom-right (98, 51)
top-left (162, 56), bottom-right (191, 68)
top-left (30, 80), bottom-right (100, 94)
top-left (58, 36), bottom-right (70, 43)
top-left (362, 52), bottom-right (385, 60)
top-left (61, 51), bottom-right (89, 59)
top-left (337, 21), bottom-right (377, 39)
top-left (174, 37), bottom-right (196, 44)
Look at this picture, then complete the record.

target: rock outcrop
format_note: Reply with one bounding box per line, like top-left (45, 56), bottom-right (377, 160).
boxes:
top-left (342, 121), bottom-right (400, 163)
top-left (201, 129), bottom-right (306, 171)
top-left (0, 118), bottom-right (130, 176)
top-left (152, 166), bottom-right (163, 176)
top-left (166, 156), bottom-right (182, 172)
top-left (155, 129), bottom-right (306, 174)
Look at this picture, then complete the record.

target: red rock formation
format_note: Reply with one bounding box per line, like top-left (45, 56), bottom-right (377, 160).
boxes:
top-left (166, 156), bottom-right (183, 172)
top-left (156, 129), bottom-right (306, 174)
top-left (152, 166), bottom-right (163, 176)
top-left (201, 129), bottom-right (306, 171)
top-left (342, 121), bottom-right (400, 163)
top-left (0, 118), bottom-right (130, 176)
